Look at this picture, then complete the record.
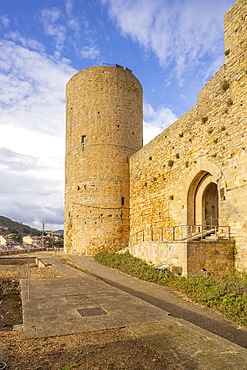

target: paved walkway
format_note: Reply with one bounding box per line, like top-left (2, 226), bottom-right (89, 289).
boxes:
top-left (21, 253), bottom-right (247, 370)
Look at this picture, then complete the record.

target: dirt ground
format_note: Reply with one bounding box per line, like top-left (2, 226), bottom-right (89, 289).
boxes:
top-left (0, 257), bottom-right (179, 370)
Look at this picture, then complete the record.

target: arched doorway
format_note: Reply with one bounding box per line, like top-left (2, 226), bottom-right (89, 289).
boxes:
top-left (203, 182), bottom-right (218, 226)
top-left (187, 171), bottom-right (219, 227)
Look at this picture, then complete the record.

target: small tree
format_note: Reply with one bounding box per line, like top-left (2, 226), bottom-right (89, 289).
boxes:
top-left (8, 233), bottom-right (22, 243)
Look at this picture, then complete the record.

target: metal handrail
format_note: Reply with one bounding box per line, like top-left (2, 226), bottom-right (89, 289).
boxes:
top-left (129, 224), bottom-right (230, 246)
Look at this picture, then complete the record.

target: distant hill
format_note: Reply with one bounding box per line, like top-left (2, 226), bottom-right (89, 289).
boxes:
top-left (54, 229), bottom-right (64, 235)
top-left (0, 215), bottom-right (41, 236)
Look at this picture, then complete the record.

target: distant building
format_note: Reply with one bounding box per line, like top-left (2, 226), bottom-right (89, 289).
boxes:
top-left (0, 235), bottom-right (6, 247)
top-left (23, 235), bottom-right (33, 245)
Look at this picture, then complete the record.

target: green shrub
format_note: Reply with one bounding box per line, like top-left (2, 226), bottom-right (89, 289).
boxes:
top-left (222, 80), bottom-right (229, 91)
top-left (168, 159), bottom-right (174, 167)
top-left (95, 251), bottom-right (171, 282)
top-left (94, 252), bottom-right (247, 326)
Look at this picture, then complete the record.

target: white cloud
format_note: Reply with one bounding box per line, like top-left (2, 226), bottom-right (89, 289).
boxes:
top-left (40, 7), bottom-right (66, 52)
top-left (80, 45), bottom-right (100, 59)
top-left (5, 31), bottom-right (46, 52)
top-left (143, 103), bottom-right (177, 145)
top-left (66, 0), bottom-right (81, 35)
top-left (0, 40), bottom-right (76, 229)
top-left (0, 146), bottom-right (64, 229)
top-left (0, 40), bottom-right (75, 135)
top-left (203, 55), bottom-right (225, 82)
top-left (0, 14), bottom-right (10, 27)
top-left (102, 0), bottom-right (158, 48)
top-left (102, 0), bottom-right (234, 82)
top-left (66, 0), bottom-right (74, 15)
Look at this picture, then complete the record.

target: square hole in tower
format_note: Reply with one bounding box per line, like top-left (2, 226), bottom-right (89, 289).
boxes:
top-left (77, 307), bottom-right (108, 317)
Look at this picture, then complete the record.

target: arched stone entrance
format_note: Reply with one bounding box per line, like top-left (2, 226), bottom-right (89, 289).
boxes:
top-left (203, 182), bottom-right (218, 226)
top-left (187, 171), bottom-right (219, 227)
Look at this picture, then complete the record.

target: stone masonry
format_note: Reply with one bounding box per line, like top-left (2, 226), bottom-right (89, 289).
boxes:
top-left (65, 0), bottom-right (246, 275)
top-left (129, 0), bottom-right (247, 274)
top-left (65, 65), bottom-right (143, 255)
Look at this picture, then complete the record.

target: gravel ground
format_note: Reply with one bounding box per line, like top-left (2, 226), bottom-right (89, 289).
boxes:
top-left (0, 256), bottom-right (179, 370)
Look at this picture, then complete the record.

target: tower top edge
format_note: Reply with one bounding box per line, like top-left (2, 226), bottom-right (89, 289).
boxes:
top-left (80, 63), bottom-right (133, 73)
top-left (67, 64), bottom-right (141, 86)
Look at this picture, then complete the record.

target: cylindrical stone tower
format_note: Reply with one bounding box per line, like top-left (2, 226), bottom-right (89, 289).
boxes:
top-left (64, 65), bottom-right (143, 255)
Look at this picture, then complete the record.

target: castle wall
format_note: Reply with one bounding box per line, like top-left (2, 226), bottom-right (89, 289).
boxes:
top-left (65, 65), bottom-right (143, 255)
top-left (120, 240), bottom-right (235, 277)
top-left (129, 0), bottom-right (247, 272)
top-left (187, 241), bottom-right (235, 277)
top-left (120, 241), bottom-right (187, 274)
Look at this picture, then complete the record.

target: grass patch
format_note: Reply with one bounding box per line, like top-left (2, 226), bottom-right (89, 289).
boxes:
top-left (95, 251), bottom-right (171, 283)
top-left (94, 252), bottom-right (247, 327)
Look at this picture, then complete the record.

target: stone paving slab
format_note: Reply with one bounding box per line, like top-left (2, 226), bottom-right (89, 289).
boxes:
top-left (21, 253), bottom-right (247, 369)
top-left (67, 255), bottom-right (247, 347)
top-left (65, 255), bottom-right (247, 369)
top-left (21, 258), bottom-right (170, 339)
top-left (129, 320), bottom-right (247, 370)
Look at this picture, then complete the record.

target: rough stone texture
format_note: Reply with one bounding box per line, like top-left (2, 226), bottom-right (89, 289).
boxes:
top-left (187, 241), bottom-right (235, 277)
top-left (65, 1), bottom-right (247, 274)
top-left (65, 65), bottom-right (143, 255)
top-left (120, 241), bottom-right (187, 273)
top-left (120, 240), bottom-right (235, 277)
top-left (129, 0), bottom-right (247, 273)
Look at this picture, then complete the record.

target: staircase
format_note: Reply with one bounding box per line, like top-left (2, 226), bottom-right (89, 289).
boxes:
top-left (129, 223), bottom-right (230, 247)
top-left (185, 227), bottom-right (217, 241)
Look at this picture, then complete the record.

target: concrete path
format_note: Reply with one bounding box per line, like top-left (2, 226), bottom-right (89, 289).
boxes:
top-left (67, 255), bottom-right (247, 348)
top-left (21, 257), bottom-right (168, 338)
top-left (21, 253), bottom-right (247, 370)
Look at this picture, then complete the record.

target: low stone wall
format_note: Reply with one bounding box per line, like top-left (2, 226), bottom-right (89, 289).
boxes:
top-left (121, 240), bottom-right (235, 277)
top-left (0, 248), bottom-right (45, 256)
top-left (120, 241), bottom-right (187, 275)
top-left (35, 258), bottom-right (52, 268)
top-left (187, 240), bottom-right (235, 277)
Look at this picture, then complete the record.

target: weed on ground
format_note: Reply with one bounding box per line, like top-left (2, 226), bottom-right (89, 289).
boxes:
top-left (95, 251), bottom-right (247, 327)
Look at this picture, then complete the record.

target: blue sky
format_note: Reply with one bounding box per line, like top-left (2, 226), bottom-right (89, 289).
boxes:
top-left (0, 0), bottom-right (235, 230)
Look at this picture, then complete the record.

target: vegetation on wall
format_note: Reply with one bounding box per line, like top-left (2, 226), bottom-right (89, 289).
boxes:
top-left (226, 97), bottom-right (233, 106)
top-left (95, 251), bottom-right (247, 327)
top-left (221, 80), bottom-right (229, 91)
top-left (168, 159), bottom-right (174, 167)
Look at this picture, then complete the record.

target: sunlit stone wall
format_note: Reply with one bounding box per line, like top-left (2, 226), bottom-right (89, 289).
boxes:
top-left (65, 65), bottom-right (143, 255)
top-left (129, 0), bottom-right (247, 272)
